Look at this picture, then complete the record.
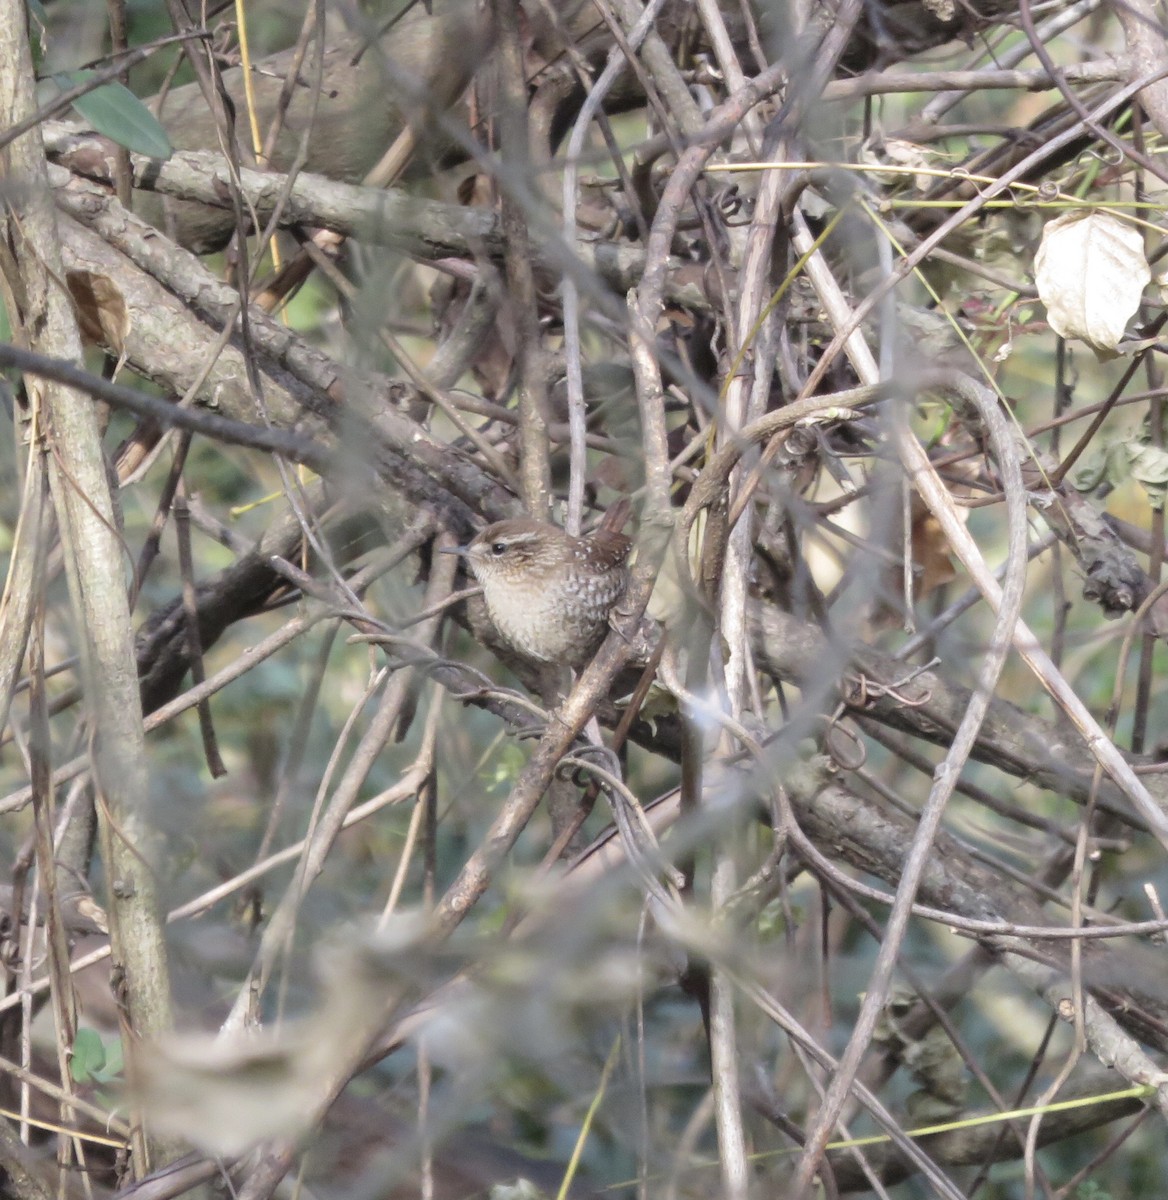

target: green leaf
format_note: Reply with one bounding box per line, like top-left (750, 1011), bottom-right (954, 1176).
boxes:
top-left (70, 1028), bottom-right (105, 1084)
top-left (1126, 442), bottom-right (1168, 510)
top-left (71, 1027), bottom-right (124, 1085)
top-left (55, 71), bottom-right (172, 160)
top-left (27, 0), bottom-right (48, 55)
top-left (1072, 440), bottom-right (1127, 493)
top-left (96, 1036), bottom-right (123, 1082)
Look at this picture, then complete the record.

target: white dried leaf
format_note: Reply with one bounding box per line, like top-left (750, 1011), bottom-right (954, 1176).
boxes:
top-left (1034, 212), bottom-right (1150, 354)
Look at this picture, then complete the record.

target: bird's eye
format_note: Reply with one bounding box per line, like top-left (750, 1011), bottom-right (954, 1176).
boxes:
top-left (491, 542), bottom-right (507, 556)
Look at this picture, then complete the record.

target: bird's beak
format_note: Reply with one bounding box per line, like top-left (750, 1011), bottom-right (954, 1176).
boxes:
top-left (439, 544), bottom-right (470, 557)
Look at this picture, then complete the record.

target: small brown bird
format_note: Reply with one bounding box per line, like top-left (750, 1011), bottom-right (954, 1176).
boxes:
top-left (446, 510), bottom-right (632, 668)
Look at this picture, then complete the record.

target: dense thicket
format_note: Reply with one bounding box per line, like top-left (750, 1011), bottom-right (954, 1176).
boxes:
top-left (4, 0), bottom-right (1168, 1197)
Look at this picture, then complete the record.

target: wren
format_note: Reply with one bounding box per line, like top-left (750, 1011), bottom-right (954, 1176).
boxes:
top-left (447, 516), bottom-right (632, 669)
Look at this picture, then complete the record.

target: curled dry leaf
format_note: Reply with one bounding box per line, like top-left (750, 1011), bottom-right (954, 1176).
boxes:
top-left (1034, 212), bottom-right (1150, 355)
top-left (1144, 591), bottom-right (1168, 641)
top-left (859, 137), bottom-right (951, 192)
top-left (67, 269), bottom-right (129, 359)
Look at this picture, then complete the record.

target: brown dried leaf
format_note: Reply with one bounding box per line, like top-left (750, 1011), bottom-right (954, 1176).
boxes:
top-left (911, 507), bottom-right (958, 596)
top-left (67, 269), bottom-right (129, 357)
